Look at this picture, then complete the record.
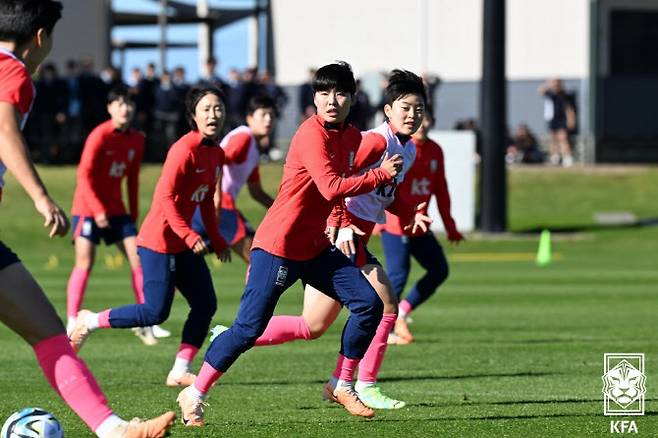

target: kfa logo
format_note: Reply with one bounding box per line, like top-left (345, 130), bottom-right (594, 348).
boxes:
top-left (108, 161), bottom-right (126, 177)
top-left (375, 178), bottom-right (398, 198)
top-left (410, 177), bottom-right (431, 196)
top-left (190, 184), bottom-right (209, 202)
top-left (275, 266), bottom-right (288, 286)
top-left (603, 353), bottom-right (645, 416)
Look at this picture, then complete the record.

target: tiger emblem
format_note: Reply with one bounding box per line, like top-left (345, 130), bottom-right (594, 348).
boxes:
top-left (602, 359), bottom-right (646, 408)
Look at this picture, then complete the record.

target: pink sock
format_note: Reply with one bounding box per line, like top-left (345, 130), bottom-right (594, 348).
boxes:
top-left (331, 354), bottom-right (360, 381)
top-left (177, 343), bottom-right (199, 361)
top-left (131, 266), bottom-right (145, 304)
top-left (193, 361), bottom-right (223, 394)
top-left (33, 334), bottom-right (113, 431)
top-left (254, 316), bottom-right (311, 346)
top-left (399, 300), bottom-right (413, 316)
top-left (357, 313), bottom-right (397, 383)
top-left (98, 310), bottom-right (111, 328)
top-left (66, 267), bottom-right (90, 318)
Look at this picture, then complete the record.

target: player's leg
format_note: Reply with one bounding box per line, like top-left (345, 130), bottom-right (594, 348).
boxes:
top-left (0, 254), bottom-right (174, 437)
top-left (69, 248), bottom-right (176, 352)
top-left (178, 249), bottom-right (302, 426)
top-left (166, 251), bottom-right (217, 387)
top-left (556, 127), bottom-right (573, 166)
top-left (66, 217), bottom-right (98, 334)
top-left (380, 230), bottom-right (415, 344)
top-left (353, 263), bottom-right (406, 409)
top-left (403, 233), bottom-right (449, 317)
top-left (117, 234), bottom-right (171, 340)
top-left (253, 283), bottom-right (340, 346)
top-left (304, 247), bottom-right (383, 418)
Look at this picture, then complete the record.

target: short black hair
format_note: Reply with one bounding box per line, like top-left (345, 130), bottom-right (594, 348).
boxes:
top-left (107, 85), bottom-right (133, 105)
top-left (246, 93), bottom-right (278, 117)
top-left (185, 86), bottom-right (225, 130)
top-left (383, 69), bottom-right (427, 107)
top-left (0, 0), bottom-right (63, 46)
top-left (312, 61), bottom-right (356, 95)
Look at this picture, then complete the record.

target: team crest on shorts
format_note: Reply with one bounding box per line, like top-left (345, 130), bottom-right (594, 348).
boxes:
top-left (602, 353), bottom-right (645, 416)
top-left (275, 266), bottom-right (288, 286)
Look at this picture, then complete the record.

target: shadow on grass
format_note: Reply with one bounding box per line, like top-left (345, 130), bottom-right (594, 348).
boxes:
top-left (378, 370), bottom-right (560, 383)
top-left (517, 217), bottom-right (658, 234)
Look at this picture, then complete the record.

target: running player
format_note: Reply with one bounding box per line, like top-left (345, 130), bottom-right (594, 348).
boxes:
top-left (381, 107), bottom-right (464, 344)
top-left (176, 62), bottom-right (404, 424)
top-left (66, 85), bottom-right (169, 345)
top-left (244, 70), bottom-right (429, 410)
top-left (69, 86), bottom-right (232, 389)
top-left (0, 1), bottom-right (173, 436)
top-left (191, 93), bottom-right (276, 263)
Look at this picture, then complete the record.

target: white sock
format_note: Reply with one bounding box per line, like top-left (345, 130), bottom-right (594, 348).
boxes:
top-left (355, 380), bottom-right (375, 391)
top-left (171, 357), bottom-right (191, 376)
top-left (398, 308), bottom-right (408, 319)
top-left (335, 378), bottom-right (353, 392)
top-left (84, 312), bottom-right (100, 330)
top-left (95, 414), bottom-right (126, 438)
top-left (188, 384), bottom-right (206, 400)
top-left (66, 317), bottom-right (77, 334)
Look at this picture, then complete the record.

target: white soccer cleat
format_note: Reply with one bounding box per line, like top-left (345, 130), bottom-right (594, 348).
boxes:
top-left (132, 327), bottom-right (158, 346)
top-left (177, 386), bottom-right (207, 427)
top-left (151, 325), bottom-right (171, 338)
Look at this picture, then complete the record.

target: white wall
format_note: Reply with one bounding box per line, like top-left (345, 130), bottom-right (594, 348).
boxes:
top-left (272, 0), bottom-right (589, 84)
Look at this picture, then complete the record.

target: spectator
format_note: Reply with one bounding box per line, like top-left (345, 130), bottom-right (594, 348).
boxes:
top-left (198, 56), bottom-right (227, 91)
top-left (77, 56), bottom-right (108, 143)
top-left (224, 67), bottom-right (245, 129)
top-left (297, 67), bottom-right (316, 123)
top-left (539, 77), bottom-right (576, 166)
top-left (506, 123), bottom-right (544, 164)
top-left (172, 66), bottom-right (190, 137)
top-left (26, 63), bottom-right (67, 163)
top-left (62, 59), bottom-right (84, 159)
top-left (152, 70), bottom-right (182, 157)
top-left (258, 70), bottom-right (288, 160)
top-left (345, 79), bottom-right (373, 131)
top-left (421, 72), bottom-right (441, 109)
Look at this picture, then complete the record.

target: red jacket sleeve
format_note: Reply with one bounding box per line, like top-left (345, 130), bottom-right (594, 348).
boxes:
top-left (126, 135), bottom-right (144, 223)
top-left (0, 61), bottom-right (33, 114)
top-left (353, 132), bottom-right (387, 171)
top-left (433, 145), bottom-right (458, 236)
top-left (199, 179), bottom-right (229, 255)
top-left (299, 128), bottom-right (392, 202)
top-left (156, 144), bottom-right (201, 248)
top-left (327, 200), bottom-right (345, 228)
top-left (223, 132), bottom-right (252, 165)
top-left (77, 129), bottom-right (108, 217)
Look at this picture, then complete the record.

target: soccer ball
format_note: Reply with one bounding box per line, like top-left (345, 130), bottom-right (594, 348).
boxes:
top-left (1, 408), bottom-right (63, 438)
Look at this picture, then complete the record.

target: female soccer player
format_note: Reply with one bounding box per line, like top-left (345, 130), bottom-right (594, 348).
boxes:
top-left (65, 85), bottom-right (170, 344)
top-left (0, 1), bottom-right (173, 436)
top-left (69, 86), bottom-right (232, 389)
top-left (246, 70), bottom-right (430, 410)
top-left (176, 62), bottom-right (404, 425)
top-left (381, 108), bottom-right (464, 344)
top-left (191, 93), bottom-right (276, 263)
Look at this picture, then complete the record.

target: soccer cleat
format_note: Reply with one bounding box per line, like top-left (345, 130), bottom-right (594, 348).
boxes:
top-left (166, 370), bottom-right (197, 387)
top-left (108, 411), bottom-right (175, 438)
top-left (132, 327), bottom-right (158, 346)
top-left (387, 332), bottom-right (412, 345)
top-left (322, 382), bottom-right (374, 418)
top-left (209, 324), bottom-right (229, 342)
top-left (69, 309), bottom-right (94, 352)
top-left (151, 325), bottom-right (171, 338)
top-left (356, 384), bottom-right (406, 410)
top-left (177, 386), bottom-right (207, 427)
top-left (394, 318), bottom-right (414, 343)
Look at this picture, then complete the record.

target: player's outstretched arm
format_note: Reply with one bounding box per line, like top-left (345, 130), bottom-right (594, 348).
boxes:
top-left (0, 103), bottom-right (68, 237)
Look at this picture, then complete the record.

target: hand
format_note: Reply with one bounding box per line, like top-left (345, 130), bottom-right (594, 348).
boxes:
top-left (192, 238), bottom-right (209, 255)
top-left (94, 213), bottom-right (109, 229)
top-left (34, 195), bottom-right (69, 238)
top-left (325, 226), bottom-right (337, 245)
top-left (448, 230), bottom-right (464, 244)
top-left (379, 152), bottom-right (403, 178)
top-left (403, 202), bottom-right (432, 234)
top-left (217, 247), bottom-right (232, 263)
top-left (336, 224), bottom-right (365, 257)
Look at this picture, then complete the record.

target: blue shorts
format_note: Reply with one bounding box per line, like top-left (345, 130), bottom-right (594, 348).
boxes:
top-left (0, 240), bottom-right (20, 270)
top-left (71, 215), bottom-right (137, 245)
top-left (191, 207), bottom-right (255, 247)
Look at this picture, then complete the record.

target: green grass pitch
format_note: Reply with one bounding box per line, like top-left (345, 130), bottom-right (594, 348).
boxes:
top-left (0, 164), bottom-right (657, 437)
